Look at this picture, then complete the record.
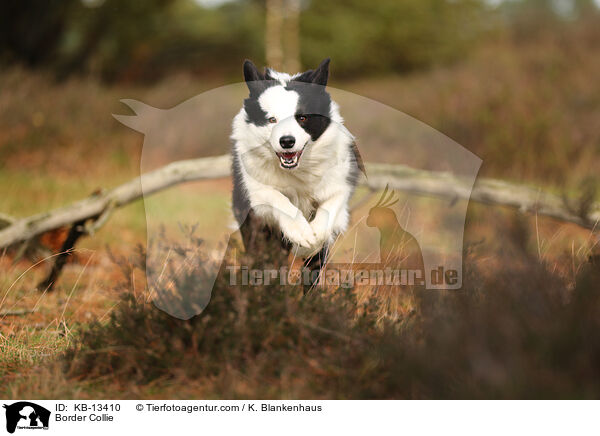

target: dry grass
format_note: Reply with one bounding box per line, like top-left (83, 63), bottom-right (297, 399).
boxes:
top-left (2, 225), bottom-right (600, 399)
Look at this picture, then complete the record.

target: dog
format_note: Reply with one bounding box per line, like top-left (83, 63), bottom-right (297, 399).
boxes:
top-left (231, 58), bottom-right (365, 285)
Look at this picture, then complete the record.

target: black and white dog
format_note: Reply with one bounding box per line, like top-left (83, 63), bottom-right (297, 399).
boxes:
top-left (231, 58), bottom-right (364, 281)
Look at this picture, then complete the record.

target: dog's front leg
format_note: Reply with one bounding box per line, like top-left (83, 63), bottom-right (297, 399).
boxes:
top-left (310, 191), bottom-right (350, 249)
top-left (249, 187), bottom-right (317, 249)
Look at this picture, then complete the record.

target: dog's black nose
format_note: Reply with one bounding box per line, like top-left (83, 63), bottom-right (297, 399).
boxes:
top-left (279, 136), bottom-right (295, 149)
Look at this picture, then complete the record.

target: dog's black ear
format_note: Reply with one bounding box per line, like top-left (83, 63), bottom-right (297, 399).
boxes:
top-left (293, 58), bottom-right (331, 86)
top-left (293, 69), bottom-right (315, 83)
top-left (243, 60), bottom-right (266, 94)
top-left (243, 59), bottom-right (263, 83)
top-left (311, 58), bottom-right (330, 86)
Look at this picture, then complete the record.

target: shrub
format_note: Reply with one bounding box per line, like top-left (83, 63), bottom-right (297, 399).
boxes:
top-left (62, 231), bottom-right (600, 399)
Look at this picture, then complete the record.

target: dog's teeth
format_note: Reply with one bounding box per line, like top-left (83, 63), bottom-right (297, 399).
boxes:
top-left (279, 153), bottom-right (299, 167)
top-left (277, 150), bottom-right (302, 168)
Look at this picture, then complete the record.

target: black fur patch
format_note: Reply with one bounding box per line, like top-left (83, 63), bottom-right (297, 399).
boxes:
top-left (243, 95), bottom-right (271, 126)
top-left (242, 59), bottom-right (277, 126)
top-left (286, 58), bottom-right (332, 141)
top-left (286, 81), bottom-right (332, 141)
top-left (242, 58), bottom-right (333, 136)
top-left (346, 141), bottom-right (366, 189)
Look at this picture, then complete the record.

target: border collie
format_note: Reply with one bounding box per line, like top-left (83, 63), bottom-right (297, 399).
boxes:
top-left (231, 58), bottom-right (365, 281)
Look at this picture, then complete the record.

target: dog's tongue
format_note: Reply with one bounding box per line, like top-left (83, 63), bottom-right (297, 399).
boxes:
top-left (281, 152), bottom-right (297, 158)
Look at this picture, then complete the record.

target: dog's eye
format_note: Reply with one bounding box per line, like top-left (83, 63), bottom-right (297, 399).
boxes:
top-left (267, 117), bottom-right (277, 124)
top-left (297, 115), bottom-right (307, 122)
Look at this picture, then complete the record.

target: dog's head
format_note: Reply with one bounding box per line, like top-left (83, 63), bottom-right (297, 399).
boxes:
top-left (242, 58), bottom-right (332, 169)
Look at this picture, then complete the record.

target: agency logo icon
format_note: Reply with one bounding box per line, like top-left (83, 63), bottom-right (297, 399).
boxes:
top-left (2, 402), bottom-right (50, 434)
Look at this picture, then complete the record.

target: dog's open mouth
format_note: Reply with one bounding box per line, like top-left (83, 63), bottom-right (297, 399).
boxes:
top-left (276, 150), bottom-right (303, 169)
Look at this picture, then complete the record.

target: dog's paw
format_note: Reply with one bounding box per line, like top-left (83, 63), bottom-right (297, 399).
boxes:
top-left (310, 215), bottom-right (332, 247)
top-left (281, 216), bottom-right (317, 248)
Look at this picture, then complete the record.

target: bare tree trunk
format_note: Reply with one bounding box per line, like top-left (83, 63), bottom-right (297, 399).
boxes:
top-left (266, 0), bottom-right (301, 71)
top-left (283, 0), bottom-right (301, 73)
top-left (265, 0), bottom-right (284, 70)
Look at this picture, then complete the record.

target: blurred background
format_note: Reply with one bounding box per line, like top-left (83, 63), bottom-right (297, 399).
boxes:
top-left (1, 0), bottom-right (599, 246)
top-left (3, 0), bottom-right (599, 81)
top-left (1, 0), bottom-right (599, 398)
top-left (1, 0), bottom-right (599, 184)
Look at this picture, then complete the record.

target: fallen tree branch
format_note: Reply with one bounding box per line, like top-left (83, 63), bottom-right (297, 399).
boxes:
top-left (363, 162), bottom-right (600, 230)
top-left (0, 155), bottom-right (230, 249)
top-left (0, 154), bottom-right (598, 254)
top-left (0, 212), bottom-right (51, 261)
top-left (36, 219), bottom-right (87, 291)
top-left (0, 212), bottom-right (15, 229)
